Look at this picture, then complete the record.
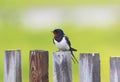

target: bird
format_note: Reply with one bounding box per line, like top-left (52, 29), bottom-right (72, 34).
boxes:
top-left (52, 28), bottom-right (78, 63)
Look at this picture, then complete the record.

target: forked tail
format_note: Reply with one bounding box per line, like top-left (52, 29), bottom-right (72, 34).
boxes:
top-left (70, 50), bottom-right (78, 64)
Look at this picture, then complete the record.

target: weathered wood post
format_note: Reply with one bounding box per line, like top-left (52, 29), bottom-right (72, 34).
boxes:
top-left (79, 53), bottom-right (100, 82)
top-left (4, 50), bottom-right (22, 82)
top-left (53, 51), bottom-right (72, 82)
top-left (30, 50), bottom-right (48, 82)
top-left (110, 57), bottom-right (120, 82)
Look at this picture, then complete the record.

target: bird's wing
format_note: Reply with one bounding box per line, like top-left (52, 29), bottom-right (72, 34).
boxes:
top-left (65, 35), bottom-right (78, 63)
top-left (65, 35), bottom-right (77, 51)
top-left (64, 35), bottom-right (71, 46)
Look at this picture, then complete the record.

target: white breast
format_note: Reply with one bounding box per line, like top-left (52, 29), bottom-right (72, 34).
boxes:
top-left (54, 37), bottom-right (70, 51)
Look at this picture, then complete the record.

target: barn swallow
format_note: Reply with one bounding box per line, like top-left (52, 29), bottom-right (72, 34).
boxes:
top-left (52, 28), bottom-right (78, 63)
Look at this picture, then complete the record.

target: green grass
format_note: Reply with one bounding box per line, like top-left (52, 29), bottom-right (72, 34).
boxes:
top-left (0, 24), bottom-right (120, 82)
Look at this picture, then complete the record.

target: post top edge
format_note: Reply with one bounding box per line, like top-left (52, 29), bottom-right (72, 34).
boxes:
top-left (53, 51), bottom-right (71, 53)
top-left (110, 56), bottom-right (120, 58)
top-left (80, 52), bottom-right (99, 54)
top-left (30, 50), bottom-right (48, 52)
top-left (5, 49), bottom-right (21, 52)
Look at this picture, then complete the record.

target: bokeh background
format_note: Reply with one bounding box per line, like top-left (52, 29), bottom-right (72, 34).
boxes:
top-left (0, 0), bottom-right (120, 82)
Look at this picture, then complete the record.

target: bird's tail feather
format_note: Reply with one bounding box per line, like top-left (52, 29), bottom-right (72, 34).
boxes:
top-left (71, 51), bottom-right (78, 64)
top-left (70, 47), bottom-right (77, 51)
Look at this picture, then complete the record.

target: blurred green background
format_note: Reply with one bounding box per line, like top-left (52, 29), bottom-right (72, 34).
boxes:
top-left (0, 0), bottom-right (120, 82)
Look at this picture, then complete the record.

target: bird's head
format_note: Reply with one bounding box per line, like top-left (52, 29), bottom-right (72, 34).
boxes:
top-left (52, 29), bottom-right (64, 37)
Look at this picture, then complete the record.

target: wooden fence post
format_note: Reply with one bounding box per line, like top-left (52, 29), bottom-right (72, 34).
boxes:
top-left (79, 53), bottom-right (100, 82)
top-left (110, 57), bottom-right (120, 82)
top-left (30, 50), bottom-right (48, 82)
top-left (53, 51), bottom-right (72, 82)
top-left (4, 50), bottom-right (21, 82)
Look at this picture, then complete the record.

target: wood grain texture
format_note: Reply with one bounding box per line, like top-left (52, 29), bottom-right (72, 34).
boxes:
top-left (79, 53), bottom-right (100, 82)
top-left (110, 57), bottom-right (120, 82)
top-left (30, 50), bottom-right (48, 82)
top-left (4, 50), bottom-right (21, 82)
top-left (53, 51), bottom-right (72, 82)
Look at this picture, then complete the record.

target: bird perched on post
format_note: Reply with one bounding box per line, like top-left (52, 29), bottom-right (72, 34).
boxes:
top-left (52, 28), bottom-right (78, 63)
